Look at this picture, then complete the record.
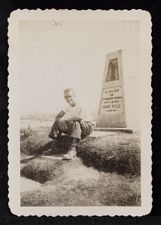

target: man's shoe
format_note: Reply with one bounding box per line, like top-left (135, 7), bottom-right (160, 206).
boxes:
top-left (63, 147), bottom-right (77, 160)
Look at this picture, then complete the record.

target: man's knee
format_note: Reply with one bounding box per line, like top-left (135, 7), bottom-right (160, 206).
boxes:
top-left (57, 120), bottom-right (68, 131)
top-left (70, 121), bottom-right (82, 139)
top-left (72, 121), bottom-right (81, 128)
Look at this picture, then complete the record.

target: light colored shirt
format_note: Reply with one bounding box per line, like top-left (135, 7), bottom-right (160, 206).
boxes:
top-left (62, 104), bottom-right (92, 122)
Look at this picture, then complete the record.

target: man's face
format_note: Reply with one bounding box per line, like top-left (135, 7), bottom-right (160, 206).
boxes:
top-left (64, 91), bottom-right (76, 106)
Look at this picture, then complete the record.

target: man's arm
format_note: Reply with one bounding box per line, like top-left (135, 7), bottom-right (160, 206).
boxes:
top-left (55, 111), bottom-right (65, 121)
top-left (67, 109), bottom-right (84, 122)
top-left (68, 116), bottom-right (82, 122)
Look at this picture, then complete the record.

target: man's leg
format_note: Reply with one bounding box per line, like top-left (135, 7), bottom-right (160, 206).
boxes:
top-left (62, 121), bottom-right (80, 160)
top-left (48, 120), bottom-right (94, 159)
top-left (49, 120), bottom-right (62, 139)
top-left (63, 121), bottom-right (94, 160)
top-left (44, 120), bottom-right (71, 156)
top-left (79, 121), bottom-right (94, 138)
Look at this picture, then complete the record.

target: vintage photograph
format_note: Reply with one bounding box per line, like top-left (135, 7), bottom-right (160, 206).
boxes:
top-left (8, 10), bottom-right (152, 216)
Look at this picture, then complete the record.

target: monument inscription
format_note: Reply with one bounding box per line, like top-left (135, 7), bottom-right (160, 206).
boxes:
top-left (96, 50), bottom-right (126, 128)
top-left (100, 87), bottom-right (124, 114)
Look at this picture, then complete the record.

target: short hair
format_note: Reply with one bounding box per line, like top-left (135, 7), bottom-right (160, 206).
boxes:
top-left (63, 88), bottom-right (75, 96)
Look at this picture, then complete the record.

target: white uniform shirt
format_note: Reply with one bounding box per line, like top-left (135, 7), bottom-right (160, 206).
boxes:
top-left (62, 104), bottom-right (92, 122)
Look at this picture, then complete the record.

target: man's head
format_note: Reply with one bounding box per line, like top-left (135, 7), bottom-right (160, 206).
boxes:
top-left (64, 88), bottom-right (77, 107)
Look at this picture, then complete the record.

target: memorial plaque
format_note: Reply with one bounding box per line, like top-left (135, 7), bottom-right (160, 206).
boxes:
top-left (96, 50), bottom-right (126, 128)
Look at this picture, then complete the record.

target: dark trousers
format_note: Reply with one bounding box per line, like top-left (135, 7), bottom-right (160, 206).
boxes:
top-left (49, 120), bottom-right (94, 140)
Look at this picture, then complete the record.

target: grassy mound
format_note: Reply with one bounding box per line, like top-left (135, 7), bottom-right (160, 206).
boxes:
top-left (21, 132), bottom-right (71, 156)
top-left (20, 128), bottom-right (51, 155)
top-left (21, 128), bottom-right (140, 175)
top-left (21, 173), bottom-right (140, 206)
top-left (21, 157), bottom-right (64, 183)
top-left (77, 133), bottom-right (140, 175)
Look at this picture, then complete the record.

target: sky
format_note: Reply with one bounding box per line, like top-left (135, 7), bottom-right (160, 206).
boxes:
top-left (18, 19), bottom-right (140, 127)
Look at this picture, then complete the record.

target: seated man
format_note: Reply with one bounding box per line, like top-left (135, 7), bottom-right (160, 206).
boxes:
top-left (48, 88), bottom-right (95, 160)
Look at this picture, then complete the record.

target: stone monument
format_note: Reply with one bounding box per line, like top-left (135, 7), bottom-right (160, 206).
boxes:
top-left (96, 50), bottom-right (127, 129)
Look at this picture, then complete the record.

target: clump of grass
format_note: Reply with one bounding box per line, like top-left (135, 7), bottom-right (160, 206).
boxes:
top-left (77, 133), bottom-right (140, 175)
top-left (20, 136), bottom-right (51, 155)
top-left (20, 127), bottom-right (52, 155)
top-left (20, 125), bottom-right (33, 141)
top-left (21, 157), bottom-right (64, 183)
top-left (21, 173), bottom-right (140, 206)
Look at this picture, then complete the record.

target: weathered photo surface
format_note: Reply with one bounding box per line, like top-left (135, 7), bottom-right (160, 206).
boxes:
top-left (8, 10), bottom-right (152, 216)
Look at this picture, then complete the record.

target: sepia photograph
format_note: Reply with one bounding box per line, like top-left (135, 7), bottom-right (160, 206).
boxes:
top-left (8, 10), bottom-right (152, 216)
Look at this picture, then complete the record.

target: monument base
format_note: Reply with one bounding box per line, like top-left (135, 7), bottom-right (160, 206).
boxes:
top-left (94, 127), bottom-right (133, 133)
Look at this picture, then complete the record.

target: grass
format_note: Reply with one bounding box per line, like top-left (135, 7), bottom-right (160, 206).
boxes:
top-left (21, 157), bottom-right (64, 183)
top-left (20, 119), bottom-right (141, 206)
top-left (77, 133), bottom-right (140, 175)
top-left (20, 131), bottom-right (71, 156)
top-left (20, 128), bottom-right (50, 155)
top-left (21, 172), bottom-right (140, 206)
top-left (21, 129), bottom-right (140, 175)
top-left (20, 125), bottom-right (33, 141)
top-left (20, 157), bottom-right (140, 206)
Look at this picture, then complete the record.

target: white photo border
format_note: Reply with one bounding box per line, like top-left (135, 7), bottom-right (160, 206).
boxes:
top-left (8, 9), bottom-right (152, 216)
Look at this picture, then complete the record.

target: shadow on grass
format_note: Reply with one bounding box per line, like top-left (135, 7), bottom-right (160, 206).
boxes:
top-left (39, 136), bottom-right (71, 155)
top-left (21, 135), bottom-right (72, 156)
